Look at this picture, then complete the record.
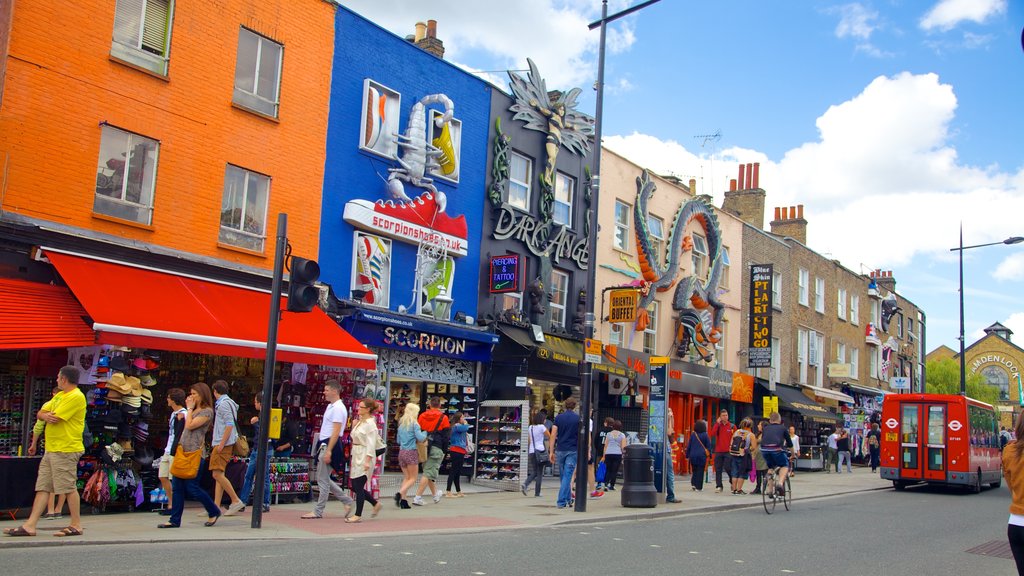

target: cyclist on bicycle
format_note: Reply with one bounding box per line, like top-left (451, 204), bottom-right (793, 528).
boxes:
top-left (759, 412), bottom-right (793, 496)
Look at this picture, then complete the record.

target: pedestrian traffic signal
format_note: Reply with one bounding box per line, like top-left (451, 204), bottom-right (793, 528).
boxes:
top-left (286, 257), bottom-right (320, 313)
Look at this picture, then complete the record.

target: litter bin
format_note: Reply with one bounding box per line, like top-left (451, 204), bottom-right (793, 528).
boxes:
top-left (621, 444), bottom-right (657, 508)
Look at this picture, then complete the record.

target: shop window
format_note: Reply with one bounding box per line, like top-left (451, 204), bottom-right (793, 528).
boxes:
top-left (553, 172), bottom-right (573, 226)
top-left (233, 27), bottom-right (283, 118)
top-left (613, 200), bottom-right (630, 251)
top-left (94, 124), bottom-right (159, 225)
top-left (719, 246), bottom-right (731, 290)
top-left (549, 270), bottom-right (569, 330)
top-left (609, 322), bottom-right (624, 347)
top-left (648, 215), bottom-right (664, 264)
top-left (814, 277), bottom-right (825, 313)
top-left (643, 301), bottom-right (658, 355)
top-left (772, 271), bottom-right (782, 308)
top-left (798, 268), bottom-right (809, 306)
top-left (508, 152), bottom-right (531, 210)
top-left (111, 0), bottom-right (173, 75)
top-left (219, 164), bottom-right (270, 252)
top-left (691, 233), bottom-right (708, 280)
top-left (351, 232), bottom-right (392, 308)
top-left (850, 295), bottom-right (860, 325)
top-left (837, 288), bottom-right (846, 320)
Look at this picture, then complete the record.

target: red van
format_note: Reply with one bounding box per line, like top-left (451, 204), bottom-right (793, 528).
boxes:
top-left (879, 393), bottom-right (1002, 492)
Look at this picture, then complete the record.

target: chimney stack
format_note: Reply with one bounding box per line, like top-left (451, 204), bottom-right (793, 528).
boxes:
top-left (722, 161), bottom-right (767, 229)
top-left (753, 162), bottom-right (760, 189)
top-left (870, 269), bottom-right (897, 292)
top-left (414, 19), bottom-right (445, 58)
top-left (769, 203), bottom-right (808, 244)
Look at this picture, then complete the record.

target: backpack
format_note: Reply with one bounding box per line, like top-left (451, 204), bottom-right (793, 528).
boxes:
top-left (729, 431), bottom-right (748, 456)
top-left (427, 415), bottom-right (450, 454)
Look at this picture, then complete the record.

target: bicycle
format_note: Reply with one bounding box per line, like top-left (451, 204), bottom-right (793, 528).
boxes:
top-left (762, 464), bottom-right (792, 514)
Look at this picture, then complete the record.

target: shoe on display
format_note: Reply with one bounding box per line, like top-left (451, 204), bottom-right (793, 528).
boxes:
top-left (463, 396), bottom-right (474, 402)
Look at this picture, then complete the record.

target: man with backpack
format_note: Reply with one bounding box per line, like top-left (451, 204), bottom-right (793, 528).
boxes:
top-left (413, 396), bottom-right (450, 506)
top-left (709, 410), bottom-right (736, 493)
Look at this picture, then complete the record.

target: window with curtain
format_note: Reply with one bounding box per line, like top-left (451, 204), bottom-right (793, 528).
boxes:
top-left (111, 0), bottom-right (173, 75)
top-left (233, 27), bottom-right (283, 118)
top-left (94, 125), bottom-right (159, 225)
top-left (219, 164), bottom-right (270, 252)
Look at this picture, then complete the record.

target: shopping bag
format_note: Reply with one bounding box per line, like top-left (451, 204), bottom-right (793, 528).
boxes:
top-left (595, 461), bottom-right (607, 484)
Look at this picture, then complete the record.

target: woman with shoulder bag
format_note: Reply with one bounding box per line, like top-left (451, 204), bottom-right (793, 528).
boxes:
top-left (446, 412), bottom-right (470, 498)
top-left (347, 398), bottom-right (383, 523)
top-left (521, 412), bottom-right (550, 497)
top-left (395, 403), bottom-right (426, 509)
top-left (601, 420), bottom-right (627, 491)
top-left (686, 419), bottom-right (712, 492)
top-left (158, 383), bottom-right (222, 529)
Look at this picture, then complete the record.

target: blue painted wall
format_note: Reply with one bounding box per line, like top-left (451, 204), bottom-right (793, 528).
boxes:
top-left (319, 7), bottom-right (492, 319)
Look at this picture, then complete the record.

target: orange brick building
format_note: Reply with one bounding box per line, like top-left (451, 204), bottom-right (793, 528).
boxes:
top-left (0, 0), bottom-right (335, 269)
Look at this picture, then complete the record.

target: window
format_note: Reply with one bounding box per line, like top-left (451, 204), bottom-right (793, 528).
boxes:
top-left (233, 28), bottom-right (283, 118)
top-left (814, 332), bottom-right (825, 386)
top-left (351, 233), bottom-right (392, 308)
top-left (500, 292), bottom-right (522, 316)
top-left (837, 288), bottom-right (846, 320)
top-left (553, 172), bottom-right (573, 225)
top-left (982, 365), bottom-right (1010, 401)
top-left (613, 201), bottom-right (630, 251)
top-left (94, 125), bottom-right (159, 225)
top-left (111, 0), bottom-right (173, 75)
top-left (850, 295), bottom-right (860, 326)
top-left (850, 348), bottom-right (859, 380)
top-left (648, 215), bottom-right (664, 265)
top-left (908, 318), bottom-right (914, 339)
top-left (897, 312), bottom-right (904, 338)
top-left (219, 165), bottom-right (270, 251)
top-left (871, 300), bottom-right (880, 326)
top-left (714, 320), bottom-right (728, 367)
top-left (609, 322), bottom-right (624, 347)
top-left (797, 328), bottom-right (808, 384)
top-left (798, 268), bottom-right (809, 306)
top-left (643, 302), bottom-right (658, 355)
top-left (719, 247), bottom-right (731, 289)
top-left (772, 272), bottom-right (782, 308)
top-left (869, 346), bottom-right (878, 379)
top-left (549, 270), bottom-right (569, 330)
top-left (508, 152), bottom-right (531, 210)
top-left (836, 342), bottom-right (846, 363)
top-left (692, 233), bottom-right (708, 280)
top-left (814, 277), bottom-right (825, 313)
top-left (771, 337), bottom-right (781, 383)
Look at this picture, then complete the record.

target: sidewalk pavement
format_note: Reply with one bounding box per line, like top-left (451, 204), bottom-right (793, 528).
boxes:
top-left (0, 468), bottom-right (891, 548)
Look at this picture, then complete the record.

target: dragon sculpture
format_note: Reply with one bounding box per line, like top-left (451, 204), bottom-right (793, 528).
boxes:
top-left (632, 170), bottom-right (725, 362)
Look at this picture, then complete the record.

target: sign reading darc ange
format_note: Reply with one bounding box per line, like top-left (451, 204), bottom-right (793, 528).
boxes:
top-left (748, 264), bottom-right (773, 369)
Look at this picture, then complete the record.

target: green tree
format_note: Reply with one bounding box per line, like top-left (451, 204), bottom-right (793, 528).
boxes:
top-left (924, 358), bottom-right (999, 405)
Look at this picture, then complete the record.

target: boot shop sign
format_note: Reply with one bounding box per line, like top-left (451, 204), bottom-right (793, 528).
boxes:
top-left (492, 203), bottom-right (589, 270)
top-left (383, 326), bottom-right (467, 356)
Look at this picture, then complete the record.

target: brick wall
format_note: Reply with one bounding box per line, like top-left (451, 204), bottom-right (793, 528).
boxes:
top-left (0, 0), bottom-right (335, 270)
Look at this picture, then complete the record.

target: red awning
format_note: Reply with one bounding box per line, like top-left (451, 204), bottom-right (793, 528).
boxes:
top-left (43, 249), bottom-right (376, 369)
top-left (0, 278), bottom-right (97, 349)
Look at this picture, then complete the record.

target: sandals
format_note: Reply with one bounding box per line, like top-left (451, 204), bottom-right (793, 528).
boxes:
top-left (300, 513), bottom-right (323, 519)
top-left (344, 516), bottom-right (362, 523)
top-left (53, 526), bottom-right (84, 537)
top-left (3, 526), bottom-right (35, 537)
top-left (371, 502), bottom-right (382, 518)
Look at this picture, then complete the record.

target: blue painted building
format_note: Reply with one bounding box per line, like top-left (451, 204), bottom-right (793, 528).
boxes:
top-left (320, 8), bottom-right (496, 475)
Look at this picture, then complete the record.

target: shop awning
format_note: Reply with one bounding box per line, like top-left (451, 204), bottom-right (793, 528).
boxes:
top-left (800, 383), bottom-right (854, 403)
top-left (770, 383), bottom-right (840, 423)
top-left (44, 249), bottom-right (376, 368)
top-left (846, 383), bottom-right (889, 396)
top-left (0, 278), bottom-right (96, 349)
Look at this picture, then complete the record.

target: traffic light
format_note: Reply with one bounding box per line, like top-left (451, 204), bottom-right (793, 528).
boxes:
top-left (286, 256), bottom-right (320, 313)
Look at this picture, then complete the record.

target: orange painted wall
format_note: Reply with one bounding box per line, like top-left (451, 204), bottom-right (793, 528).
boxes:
top-left (0, 0), bottom-right (335, 269)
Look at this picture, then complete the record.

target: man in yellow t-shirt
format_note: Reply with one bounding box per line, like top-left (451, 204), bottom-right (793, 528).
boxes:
top-left (3, 365), bottom-right (87, 538)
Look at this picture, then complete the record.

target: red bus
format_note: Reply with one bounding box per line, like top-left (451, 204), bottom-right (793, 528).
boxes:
top-left (879, 393), bottom-right (1002, 492)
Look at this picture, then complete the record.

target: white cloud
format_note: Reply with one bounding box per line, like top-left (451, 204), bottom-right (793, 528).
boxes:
top-left (920, 0), bottom-right (1007, 32)
top-left (833, 3), bottom-right (880, 40)
top-left (341, 0), bottom-right (636, 90)
top-left (995, 253), bottom-right (1024, 281)
top-left (1003, 313), bottom-right (1024, 341)
top-left (604, 72), bottom-right (1024, 277)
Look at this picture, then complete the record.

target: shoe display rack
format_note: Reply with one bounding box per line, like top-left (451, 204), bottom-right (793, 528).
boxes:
top-left (433, 384), bottom-right (476, 477)
top-left (268, 456), bottom-right (312, 504)
top-left (473, 400), bottom-right (528, 492)
top-left (385, 384), bottom-right (419, 471)
top-left (0, 373), bottom-right (26, 456)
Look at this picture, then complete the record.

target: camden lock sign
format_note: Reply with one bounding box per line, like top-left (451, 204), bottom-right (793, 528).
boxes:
top-left (492, 203), bottom-right (589, 269)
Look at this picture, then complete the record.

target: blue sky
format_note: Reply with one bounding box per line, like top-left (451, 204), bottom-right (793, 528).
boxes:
top-left (343, 0), bottom-right (1024, 352)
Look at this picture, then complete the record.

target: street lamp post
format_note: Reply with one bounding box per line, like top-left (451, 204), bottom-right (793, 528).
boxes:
top-left (949, 228), bottom-right (1024, 396)
top-left (575, 0), bottom-right (661, 513)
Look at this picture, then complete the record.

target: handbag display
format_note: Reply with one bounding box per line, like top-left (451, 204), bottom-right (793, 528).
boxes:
top-left (170, 445), bottom-right (201, 479)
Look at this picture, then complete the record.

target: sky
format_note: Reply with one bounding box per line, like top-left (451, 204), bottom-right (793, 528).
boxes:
top-left (341, 0), bottom-right (1024, 353)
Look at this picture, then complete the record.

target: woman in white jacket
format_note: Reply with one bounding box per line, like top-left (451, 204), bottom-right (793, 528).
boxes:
top-left (347, 397), bottom-right (383, 523)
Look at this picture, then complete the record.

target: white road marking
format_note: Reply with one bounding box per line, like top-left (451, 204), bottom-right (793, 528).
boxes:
top-left (650, 544), bottom-right (662, 548)
top-left (401, 552), bottom-right (413, 555)
top-left (613, 538), bottom-right (624, 541)
top-left (372, 543), bottom-right (383, 547)
top-left (435, 561), bottom-right (447, 565)
top-left (689, 551), bottom-right (699, 554)
top-left (781, 570), bottom-right (796, 573)
top-left (579, 531), bottom-right (590, 535)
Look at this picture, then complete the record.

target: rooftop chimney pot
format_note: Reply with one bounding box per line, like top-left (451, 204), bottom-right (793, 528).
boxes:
top-left (414, 22), bottom-right (426, 42)
top-left (753, 162), bottom-right (760, 189)
top-left (427, 19), bottom-right (437, 39)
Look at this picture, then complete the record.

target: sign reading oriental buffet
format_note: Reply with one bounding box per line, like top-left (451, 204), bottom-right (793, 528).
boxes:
top-left (492, 203), bottom-right (588, 269)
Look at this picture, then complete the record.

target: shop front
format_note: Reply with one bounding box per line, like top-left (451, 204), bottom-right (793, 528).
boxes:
top-left (757, 382), bottom-right (841, 471)
top-left (0, 248), bottom-right (377, 514)
top-left (840, 383), bottom-right (887, 463)
top-left (338, 306), bottom-right (496, 483)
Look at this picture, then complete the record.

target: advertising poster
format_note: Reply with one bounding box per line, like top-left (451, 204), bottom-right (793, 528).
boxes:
top-left (649, 357), bottom-right (669, 492)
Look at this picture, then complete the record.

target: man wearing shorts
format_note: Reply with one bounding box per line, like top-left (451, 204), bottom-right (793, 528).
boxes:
top-left (413, 396), bottom-right (450, 506)
top-left (211, 380), bottom-right (244, 515)
top-left (4, 366), bottom-right (86, 537)
top-left (759, 412), bottom-right (794, 496)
